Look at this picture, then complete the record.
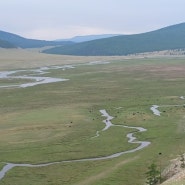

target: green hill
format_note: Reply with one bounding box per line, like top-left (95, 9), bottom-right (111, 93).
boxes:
top-left (0, 39), bottom-right (16, 48)
top-left (43, 22), bottom-right (185, 56)
top-left (0, 30), bottom-right (72, 48)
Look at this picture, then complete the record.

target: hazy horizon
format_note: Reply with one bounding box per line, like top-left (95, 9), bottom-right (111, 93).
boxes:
top-left (1, 0), bottom-right (185, 40)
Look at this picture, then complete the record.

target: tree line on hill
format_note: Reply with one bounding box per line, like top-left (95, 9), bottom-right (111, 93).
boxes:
top-left (1, 22), bottom-right (185, 56)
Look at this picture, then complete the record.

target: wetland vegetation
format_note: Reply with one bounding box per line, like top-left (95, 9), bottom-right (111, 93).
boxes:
top-left (0, 52), bottom-right (185, 184)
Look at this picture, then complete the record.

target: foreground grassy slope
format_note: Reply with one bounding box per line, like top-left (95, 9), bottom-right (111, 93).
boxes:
top-left (0, 56), bottom-right (185, 184)
top-left (43, 22), bottom-right (185, 56)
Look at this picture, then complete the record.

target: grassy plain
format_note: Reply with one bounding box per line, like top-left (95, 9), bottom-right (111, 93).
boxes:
top-left (0, 49), bottom-right (185, 184)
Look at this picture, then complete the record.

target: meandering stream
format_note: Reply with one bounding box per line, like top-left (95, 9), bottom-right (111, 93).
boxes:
top-left (1, 61), bottom-right (184, 182)
top-left (0, 109), bottom-right (150, 181)
top-left (0, 61), bottom-right (110, 88)
top-left (2, 100), bottom-right (185, 180)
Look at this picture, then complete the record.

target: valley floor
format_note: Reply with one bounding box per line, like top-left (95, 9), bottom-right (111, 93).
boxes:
top-left (1, 49), bottom-right (185, 184)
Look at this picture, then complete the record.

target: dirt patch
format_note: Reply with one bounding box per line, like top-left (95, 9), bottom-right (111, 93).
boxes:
top-left (161, 155), bottom-right (185, 184)
top-left (162, 170), bottom-right (185, 184)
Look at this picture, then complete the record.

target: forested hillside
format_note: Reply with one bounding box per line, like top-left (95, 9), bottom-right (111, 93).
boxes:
top-left (43, 23), bottom-right (185, 56)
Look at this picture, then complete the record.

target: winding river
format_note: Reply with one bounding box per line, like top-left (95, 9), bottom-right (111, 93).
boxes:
top-left (1, 61), bottom-right (184, 181)
top-left (0, 109), bottom-right (150, 181)
top-left (0, 66), bottom-right (71, 88)
top-left (0, 61), bottom-right (109, 89)
top-left (0, 61), bottom-right (154, 181)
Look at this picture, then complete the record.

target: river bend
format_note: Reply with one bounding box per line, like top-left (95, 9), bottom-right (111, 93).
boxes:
top-left (0, 109), bottom-right (150, 181)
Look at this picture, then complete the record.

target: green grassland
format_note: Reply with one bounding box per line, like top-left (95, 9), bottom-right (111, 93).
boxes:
top-left (0, 55), bottom-right (185, 184)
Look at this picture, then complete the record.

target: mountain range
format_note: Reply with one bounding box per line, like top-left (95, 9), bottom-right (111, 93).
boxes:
top-left (56, 34), bottom-right (121, 43)
top-left (43, 22), bottom-right (185, 56)
top-left (1, 22), bottom-right (185, 56)
top-left (0, 30), bottom-right (72, 48)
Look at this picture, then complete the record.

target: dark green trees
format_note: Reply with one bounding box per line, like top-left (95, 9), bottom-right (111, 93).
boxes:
top-left (146, 163), bottom-right (160, 185)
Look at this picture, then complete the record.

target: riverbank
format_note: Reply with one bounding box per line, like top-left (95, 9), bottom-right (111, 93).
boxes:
top-left (1, 55), bottom-right (185, 184)
top-left (0, 109), bottom-right (150, 181)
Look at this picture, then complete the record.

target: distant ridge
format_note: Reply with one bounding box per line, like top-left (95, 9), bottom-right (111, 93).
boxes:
top-left (43, 22), bottom-right (185, 56)
top-left (56, 34), bottom-right (121, 43)
top-left (0, 30), bottom-right (72, 48)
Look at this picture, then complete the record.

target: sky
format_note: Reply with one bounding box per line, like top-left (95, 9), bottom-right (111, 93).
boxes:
top-left (0, 0), bottom-right (185, 40)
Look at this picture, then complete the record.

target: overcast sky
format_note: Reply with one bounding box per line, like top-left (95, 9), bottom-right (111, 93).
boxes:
top-left (0, 0), bottom-right (185, 40)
